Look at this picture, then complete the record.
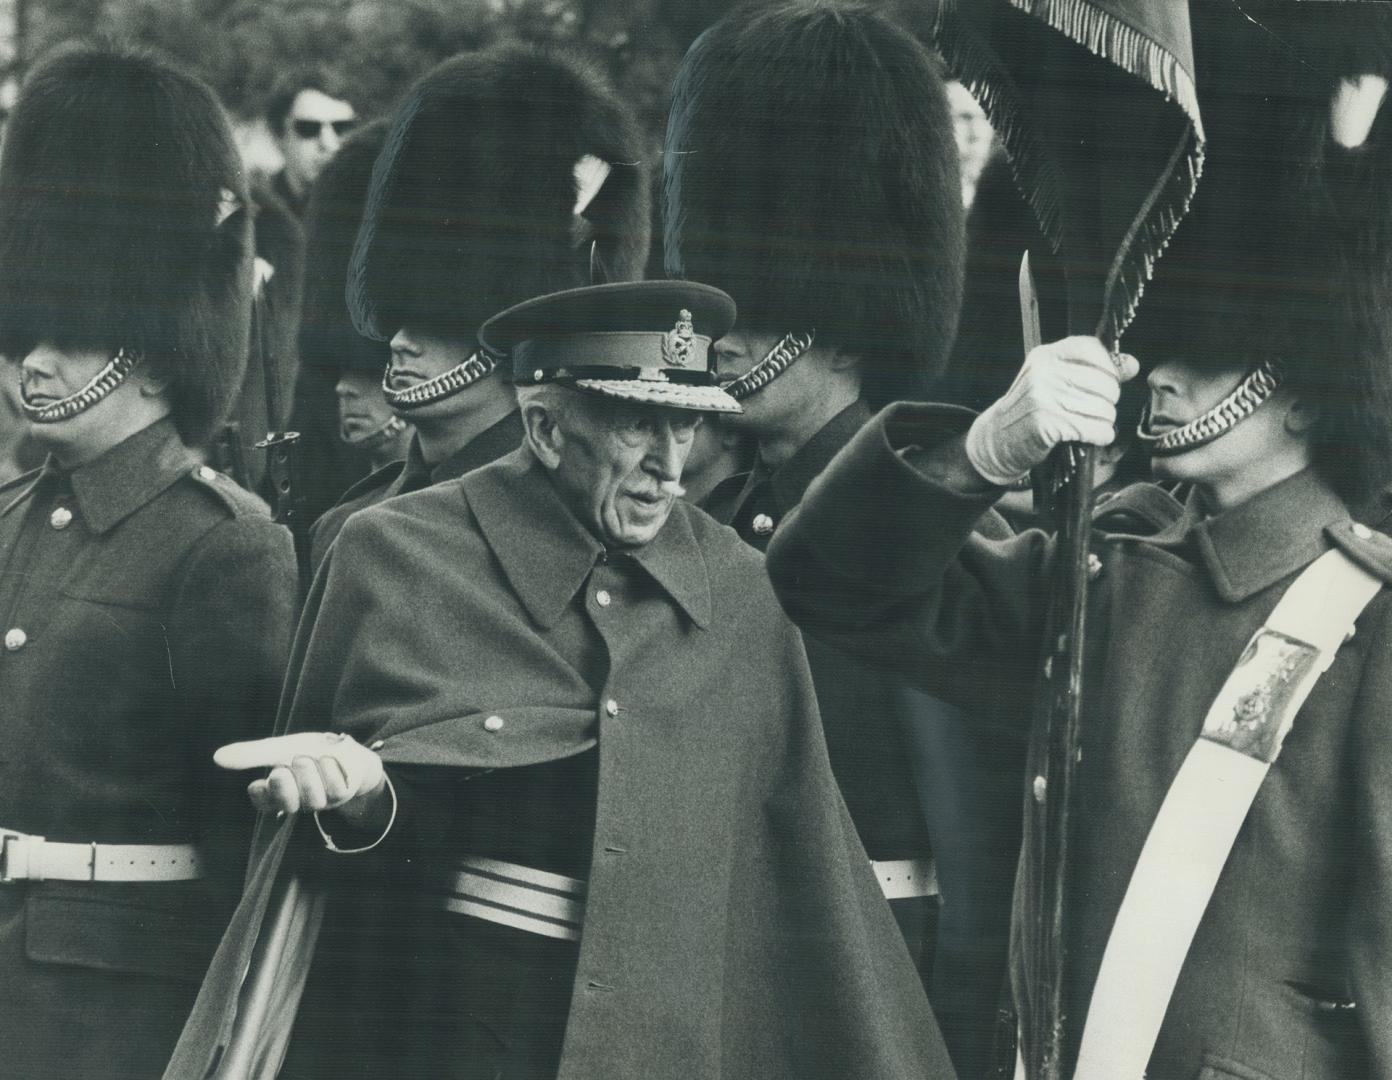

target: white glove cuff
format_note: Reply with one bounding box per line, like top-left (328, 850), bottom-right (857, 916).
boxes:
top-left (315, 773), bottom-right (398, 855)
top-left (964, 411), bottom-right (1031, 488)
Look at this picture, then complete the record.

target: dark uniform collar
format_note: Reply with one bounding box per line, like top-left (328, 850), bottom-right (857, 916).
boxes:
top-left (760, 399), bottom-right (874, 514)
top-left (465, 448), bottom-right (713, 630)
top-left (30, 418), bottom-right (195, 535)
top-left (400, 410), bottom-right (526, 490)
top-left (1144, 468), bottom-right (1350, 602)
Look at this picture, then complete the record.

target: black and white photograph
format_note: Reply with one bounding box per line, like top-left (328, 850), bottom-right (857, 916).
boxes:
top-left (0, 1), bottom-right (1389, 1078)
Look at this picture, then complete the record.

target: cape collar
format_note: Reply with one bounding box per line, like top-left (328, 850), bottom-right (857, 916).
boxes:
top-left (465, 449), bottom-right (713, 631)
top-left (1141, 468), bottom-right (1350, 603)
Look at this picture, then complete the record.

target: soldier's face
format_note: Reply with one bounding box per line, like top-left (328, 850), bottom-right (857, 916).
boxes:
top-left (1147, 358), bottom-right (1308, 503)
top-left (278, 89), bottom-right (356, 195)
top-left (386, 327), bottom-right (475, 416)
top-left (553, 396), bottom-right (700, 547)
top-left (335, 369), bottom-right (395, 442)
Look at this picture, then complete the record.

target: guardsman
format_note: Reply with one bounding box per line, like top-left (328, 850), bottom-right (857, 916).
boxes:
top-left (768, 10), bottom-right (1392, 1076)
top-left (295, 121), bottom-right (412, 486)
top-left (663, 3), bottom-right (1013, 1068)
top-left (201, 281), bottom-right (958, 1080)
top-left (0, 44), bottom-right (297, 1080)
top-left (306, 44), bottom-right (650, 573)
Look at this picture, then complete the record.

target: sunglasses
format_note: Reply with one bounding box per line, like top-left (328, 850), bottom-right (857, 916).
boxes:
top-left (291, 118), bottom-right (357, 140)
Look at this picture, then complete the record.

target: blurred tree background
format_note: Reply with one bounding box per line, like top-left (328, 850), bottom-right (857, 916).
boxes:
top-left (9, 0), bottom-right (937, 154)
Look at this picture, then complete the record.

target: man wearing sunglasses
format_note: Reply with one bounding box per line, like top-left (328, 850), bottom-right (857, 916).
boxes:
top-left (265, 68), bottom-right (358, 220)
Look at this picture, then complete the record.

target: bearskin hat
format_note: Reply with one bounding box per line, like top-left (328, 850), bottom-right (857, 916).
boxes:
top-left (0, 42), bottom-right (252, 446)
top-left (1124, 1), bottom-right (1392, 501)
top-left (299, 120), bottom-right (390, 378)
top-left (349, 45), bottom-right (649, 345)
top-left (663, 0), bottom-right (966, 406)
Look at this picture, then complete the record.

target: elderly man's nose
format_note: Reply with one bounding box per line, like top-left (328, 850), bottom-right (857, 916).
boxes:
top-left (646, 429), bottom-right (684, 481)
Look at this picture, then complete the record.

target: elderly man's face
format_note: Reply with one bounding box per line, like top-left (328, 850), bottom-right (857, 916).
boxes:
top-left (552, 396), bottom-right (701, 548)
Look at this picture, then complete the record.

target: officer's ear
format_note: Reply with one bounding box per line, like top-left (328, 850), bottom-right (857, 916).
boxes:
top-left (1285, 396), bottom-right (1318, 437)
top-left (520, 395), bottom-right (565, 471)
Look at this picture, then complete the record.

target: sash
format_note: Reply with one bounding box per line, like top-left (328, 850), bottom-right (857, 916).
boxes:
top-left (1071, 548), bottom-right (1381, 1079)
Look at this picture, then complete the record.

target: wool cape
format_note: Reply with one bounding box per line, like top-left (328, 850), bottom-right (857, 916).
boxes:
top-left (167, 450), bottom-right (953, 1080)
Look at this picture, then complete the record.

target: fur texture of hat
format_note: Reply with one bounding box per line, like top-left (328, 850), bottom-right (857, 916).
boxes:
top-left (349, 44), bottom-right (649, 345)
top-left (299, 120), bottom-right (390, 378)
top-left (0, 42), bottom-right (253, 446)
top-left (663, 0), bottom-right (965, 406)
top-left (1124, 2), bottom-right (1392, 500)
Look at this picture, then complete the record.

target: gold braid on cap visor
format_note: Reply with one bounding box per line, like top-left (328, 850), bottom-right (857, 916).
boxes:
top-left (381, 351), bottom-right (498, 410)
top-left (724, 330), bottom-right (816, 401)
top-left (21, 347), bottom-right (142, 423)
top-left (1135, 360), bottom-right (1284, 457)
top-left (343, 413), bottom-right (408, 450)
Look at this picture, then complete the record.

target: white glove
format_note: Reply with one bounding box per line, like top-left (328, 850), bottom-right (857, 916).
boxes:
top-left (1331, 75), bottom-right (1388, 149)
top-left (215, 731), bottom-right (386, 820)
top-left (964, 336), bottom-right (1138, 486)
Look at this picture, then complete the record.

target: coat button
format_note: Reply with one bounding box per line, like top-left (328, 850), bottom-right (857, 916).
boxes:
top-left (1032, 775), bottom-right (1047, 803)
top-left (4, 627), bottom-right (27, 652)
top-left (483, 714), bottom-right (505, 732)
top-left (1353, 522), bottom-right (1374, 540)
top-left (1086, 553), bottom-right (1102, 579)
top-left (198, 465), bottom-right (217, 481)
top-left (604, 699), bottom-right (619, 717)
top-left (49, 507), bottom-right (73, 530)
top-left (595, 589), bottom-right (612, 608)
top-left (752, 513), bottom-right (775, 536)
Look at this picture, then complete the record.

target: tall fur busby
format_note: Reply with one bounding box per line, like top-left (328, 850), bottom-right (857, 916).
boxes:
top-left (0, 42), bottom-right (253, 445)
top-left (1124, 2), bottom-right (1392, 501)
top-left (349, 45), bottom-right (649, 344)
top-left (664, 0), bottom-right (966, 406)
top-left (299, 120), bottom-right (390, 378)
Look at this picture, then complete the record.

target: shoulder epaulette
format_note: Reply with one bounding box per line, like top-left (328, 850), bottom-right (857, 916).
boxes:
top-left (185, 464), bottom-right (272, 518)
top-left (1326, 519), bottom-right (1392, 585)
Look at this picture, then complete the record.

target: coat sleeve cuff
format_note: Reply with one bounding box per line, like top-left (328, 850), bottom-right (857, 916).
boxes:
top-left (773, 402), bottom-right (1005, 591)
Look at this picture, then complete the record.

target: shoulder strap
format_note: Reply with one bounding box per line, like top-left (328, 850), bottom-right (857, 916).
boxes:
top-left (1073, 548), bottom-right (1383, 1080)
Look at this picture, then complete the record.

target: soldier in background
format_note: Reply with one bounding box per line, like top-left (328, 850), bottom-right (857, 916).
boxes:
top-left (664, 5), bottom-right (1012, 1071)
top-left (0, 43), bottom-right (296, 1079)
top-left (307, 44), bottom-right (650, 572)
top-left (291, 120), bottom-right (409, 515)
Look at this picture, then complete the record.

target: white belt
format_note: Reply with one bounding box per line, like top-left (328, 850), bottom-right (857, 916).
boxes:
top-left (0, 828), bottom-right (204, 883)
top-left (873, 857), bottom-right (938, 900)
top-left (437, 854), bottom-right (939, 942)
top-left (1072, 549), bottom-right (1381, 1080)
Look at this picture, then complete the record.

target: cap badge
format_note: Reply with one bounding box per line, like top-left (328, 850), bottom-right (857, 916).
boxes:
top-left (661, 309), bottom-right (696, 367)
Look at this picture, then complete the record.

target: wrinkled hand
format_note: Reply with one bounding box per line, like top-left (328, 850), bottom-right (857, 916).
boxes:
top-left (215, 732), bottom-right (386, 823)
top-left (1331, 75), bottom-right (1388, 150)
top-left (964, 336), bottom-right (1139, 486)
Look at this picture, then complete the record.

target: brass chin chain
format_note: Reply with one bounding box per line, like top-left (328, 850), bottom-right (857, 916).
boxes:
top-left (343, 413), bottom-right (408, 450)
top-left (725, 330), bottom-right (816, 402)
top-left (1135, 360), bottom-right (1284, 457)
top-left (381, 352), bottom-right (498, 410)
top-left (21, 347), bottom-right (143, 424)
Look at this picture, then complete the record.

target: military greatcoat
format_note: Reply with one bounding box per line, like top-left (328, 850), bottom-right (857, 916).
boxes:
top-left (767, 404), bottom-right (1392, 1080)
top-left (169, 447), bottom-right (955, 1080)
top-left (0, 418), bottom-right (297, 1080)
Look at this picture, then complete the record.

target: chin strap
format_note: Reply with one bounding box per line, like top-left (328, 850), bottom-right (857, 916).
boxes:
top-left (1136, 360), bottom-right (1283, 457)
top-left (343, 413), bottom-right (408, 451)
top-left (381, 352), bottom-right (498, 410)
top-left (21, 347), bottom-right (142, 424)
top-left (725, 330), bottom-right (816, 402)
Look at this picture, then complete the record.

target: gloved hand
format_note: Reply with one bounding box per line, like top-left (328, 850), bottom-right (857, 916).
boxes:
top-left (1331, 75), bottom-right (1388, 149)
top-left (964, 336), bottom-right (1138, 486)
top-left (215, 731), bottom-right (387, 824)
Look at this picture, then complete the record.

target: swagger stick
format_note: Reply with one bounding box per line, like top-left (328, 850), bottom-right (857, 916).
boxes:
top-left (1019, 253), bottom-right (1096, 1080)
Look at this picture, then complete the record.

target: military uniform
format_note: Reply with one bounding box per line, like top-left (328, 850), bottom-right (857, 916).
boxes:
top-left (768, 404), bottom-right (1392, 1078)
top-left (0, 419), bottom-right (295, 1080)
top-left (307, 413), bottom-right (522, 572)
